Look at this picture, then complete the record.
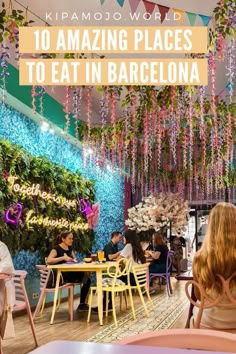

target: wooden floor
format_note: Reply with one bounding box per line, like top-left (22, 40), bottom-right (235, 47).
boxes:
top-left (1, 280), bottom-right (189, 354)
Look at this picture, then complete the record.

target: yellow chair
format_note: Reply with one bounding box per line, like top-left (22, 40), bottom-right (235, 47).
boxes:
top-left (129, 263), bottom-right (154, 317)
top-left (87, 259), bottom-right (135, 327)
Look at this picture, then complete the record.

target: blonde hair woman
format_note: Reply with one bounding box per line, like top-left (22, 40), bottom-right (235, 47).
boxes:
top-left (192, 202), bottom-right (236, 329)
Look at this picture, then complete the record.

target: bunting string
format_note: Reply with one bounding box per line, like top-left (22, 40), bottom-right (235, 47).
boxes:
top-left (100, 0), bottom-right (212, 27)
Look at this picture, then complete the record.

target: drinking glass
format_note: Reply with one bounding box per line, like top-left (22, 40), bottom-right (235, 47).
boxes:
top-left (97, 250), bottom-right (104, 262)
top-left (91, 254), bottom-right (97, 262)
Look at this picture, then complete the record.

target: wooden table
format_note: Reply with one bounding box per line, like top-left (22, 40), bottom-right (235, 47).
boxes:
top-left (175, 270), bottom-right (193, 281)
top-left (48, 262), bottom-right (114, 326)
top-left (28, 340), bottom-right (235, 354)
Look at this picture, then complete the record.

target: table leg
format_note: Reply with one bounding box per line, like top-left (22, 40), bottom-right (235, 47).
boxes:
top-left (96, 269), bottom-right (103, 326)
top-left (50, 270), bottom-right (61, 325)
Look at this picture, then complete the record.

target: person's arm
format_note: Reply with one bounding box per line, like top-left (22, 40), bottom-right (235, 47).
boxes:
top-left (71, 250), bottom-right (77, 261)
top-left (108, 250), bottom-right (121, 261)
top-left (0, 243), bottom-right (14, 274)
top-left (47, 249), bottom-right (73, 264)
top-left (104, 243), bottom-right (121, 261)
top-left (148, 250), bottom-right (161, 260)
top-left (117, 244), bottom-right (131, 261)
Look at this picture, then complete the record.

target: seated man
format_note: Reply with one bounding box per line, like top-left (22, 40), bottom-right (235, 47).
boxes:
top-left (103, 231), bottom-right (122, 261)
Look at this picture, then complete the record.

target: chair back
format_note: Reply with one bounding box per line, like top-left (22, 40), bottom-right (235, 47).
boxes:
top-left (185, 272), bottom-right (236, 329)
top-left (105, 258), bottom-right (131, 287)
top-left (166, 250), bottom-right (174, 274)
top-left (12, 271), bottom-right (38, 346)
top-left (149, 250), bottom-right (173, 281)
top-left (132, 263), bottom-right (149, 288)
top-left (13, 270), bottom-right (28, 306)
top-left (36, 265), bottom-right (51, 291)
top-left (115, 328), bottom-right (236, 352)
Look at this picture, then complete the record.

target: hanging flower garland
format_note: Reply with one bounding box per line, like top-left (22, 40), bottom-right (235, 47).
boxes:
top-left (130, 87), bottom-right (137, 192)
top-left (31, 86), bottom-right (37, 114)
top-left (123, 107), bottom-right (131, 174)
top-left (110, 87), bottom-right (118, 170)
top-left (85, 86), bottom-right (92, 142)
top-left (216, 0), bottom-right (225, 61)
top-left (0, 0), bottom-right (235, 200)
top-left (209, 52), bottom-right (220, 191)
top-left (143, 106), bottom-right (149, 172)
top-left (63, 86), bottom-right (71, 133)
top-left (187, 90), bottom-right (194, 201)
top-left (198, 86), bottom-right (207, 167)
top-left (72, 87), bottom-right (82, 139)
top-left (99, 88), bottom-right (108, 168)
top-left (37, 86), bottom-right (46, 117)
top-left (169, 109), bottom-right (177, 166)
top-left (226, 38), bottom-right (235, 104)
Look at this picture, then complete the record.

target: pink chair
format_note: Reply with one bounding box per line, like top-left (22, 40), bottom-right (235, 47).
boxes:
top-left (185, 272), bottom-right (236, 332)
top-left (33, 265), bottom-right (74, 322)
top-left (115, 328), bottom-right (236, 352)
top-left (13, 270), bottom-right (38, 347)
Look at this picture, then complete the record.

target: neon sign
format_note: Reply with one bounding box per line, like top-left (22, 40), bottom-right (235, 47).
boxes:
top-left (25, 210), bottom-right (88, 231)
top-left (79, 199), bottom-right (92, 215)
top-left (4, 203), bottom-right (23, 225)
top-left (8, 177), bottom-right (77, 209)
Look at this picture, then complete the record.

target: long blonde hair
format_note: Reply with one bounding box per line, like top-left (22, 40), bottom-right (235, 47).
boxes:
top-left (193, 202), bottom-right (236, 292)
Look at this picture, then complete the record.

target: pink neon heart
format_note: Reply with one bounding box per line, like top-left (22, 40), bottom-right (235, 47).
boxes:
top-left (5, 203), bottom-right (23, 225)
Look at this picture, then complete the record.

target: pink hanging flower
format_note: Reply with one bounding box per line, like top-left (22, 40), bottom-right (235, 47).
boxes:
top-left (87, 203), bottom-right (100, 229)
top-left (3, 171), bottom-right (9, 180)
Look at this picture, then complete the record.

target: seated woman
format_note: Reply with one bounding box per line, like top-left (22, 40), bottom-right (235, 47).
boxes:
top-left (0, 240), bottom-right (15, 316)
top-left (192, 202), bottom-right (236, 330)
top-left (148, 232), bottom-right (169, 274)
top-left (117, 229), bottom-right (146, 286)
top-left (47, 230), bottom-right (91, 311)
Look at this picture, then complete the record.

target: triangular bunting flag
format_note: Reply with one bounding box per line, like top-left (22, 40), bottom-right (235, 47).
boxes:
top-left (218, 87), bottom-right (226, 99)
top-left (199, 14), bottom-right (211, 26)
top-left (143, 0), bottom-right (156, 15)
top-left (186, 11), bottom-right (197, 26)
top-left (129, 0), bottom-right (141, 14)
top-left (100, 0), bottom-right (105, 4)
top-left (225, 82), bottom-right (232, 91)
top-left (172, 8), bottom-right (185, 25)
top-left (157, 4), bottom-right (170, 23)
top-left (117, 0), bottom-right (125, 7)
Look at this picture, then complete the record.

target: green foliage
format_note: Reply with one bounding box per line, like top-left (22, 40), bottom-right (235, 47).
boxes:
top-left (0, 139), bottom-right (95, 260)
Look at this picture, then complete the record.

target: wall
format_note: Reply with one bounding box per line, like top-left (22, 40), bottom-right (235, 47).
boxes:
top-left (0, 103), bottom-right (124, 305)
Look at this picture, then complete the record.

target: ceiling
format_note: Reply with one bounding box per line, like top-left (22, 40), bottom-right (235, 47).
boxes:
top-left (9, 0), bottom-right (235, 124)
